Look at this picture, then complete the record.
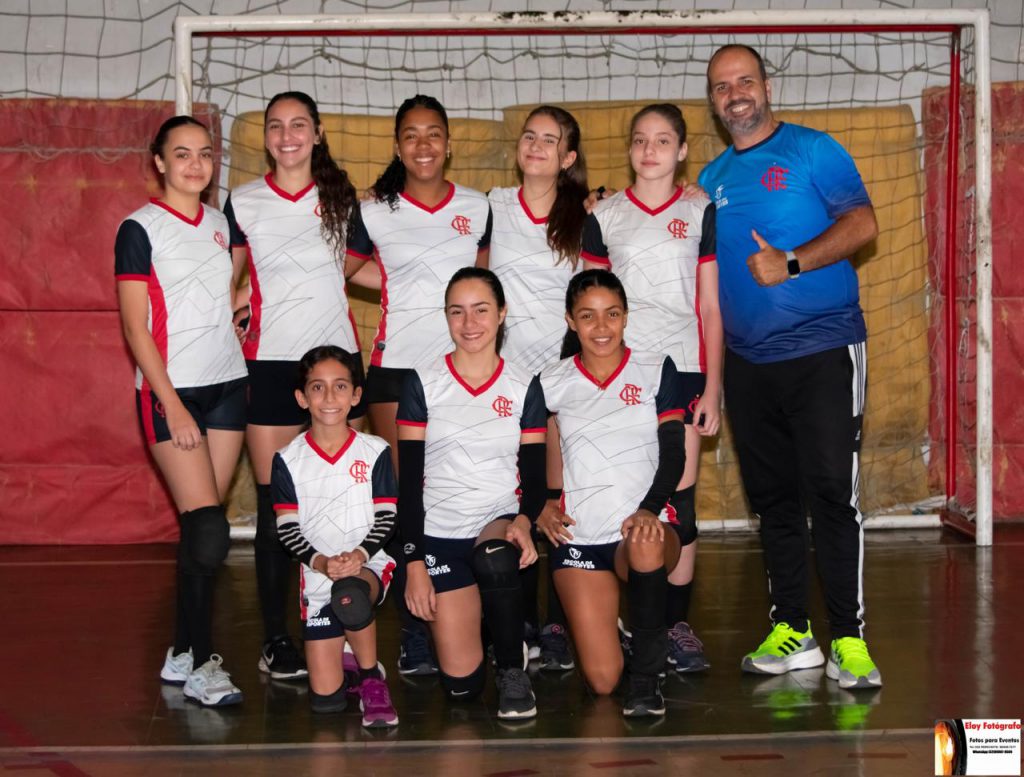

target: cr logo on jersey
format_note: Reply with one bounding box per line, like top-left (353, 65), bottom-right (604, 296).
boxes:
top-left (492, 395), bottom-right (513, 417)
top-left (213, 230), bottom-right (227, 249)
top-left (761, 165), bottom-right (789, 192)
top-left (451, 215), bottom-right (471, 235)
top-left (619, 384), bottom-right (642, 406)
top-left (667, 219), bottom-right (689, 239)
top-left (314, 202), bottom-right (323, 218)
top-left (349, 460), bottom-right (368, 483)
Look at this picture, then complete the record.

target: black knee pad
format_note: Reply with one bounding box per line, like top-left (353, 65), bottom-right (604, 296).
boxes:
top-left (180, 506), bottom-right (230, 574)
top-left (471, 539), bottom-right (519, 592)
top-left (330, 576), bottom-right (375, 632)
top-left (668, 487), bottom-right (698, 546)
top-left (309, 684), bottom-right (347, 714)
top-left (254, 484), bottom-right (284, 553)
top-left (440, 662), bottom-right (485, 701)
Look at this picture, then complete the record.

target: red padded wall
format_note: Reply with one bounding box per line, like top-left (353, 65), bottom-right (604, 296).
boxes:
top-left (0, 100), bottom-right (220, 544)
top-left (923, 83), bottom-right (1024, 519)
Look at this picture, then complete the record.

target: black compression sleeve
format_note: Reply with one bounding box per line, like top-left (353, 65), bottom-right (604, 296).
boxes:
top-left (637, 420), bottom-right (686, 515)
top-left (397, 438), bottom-right (426, 562)
top-left (516, 442), bottom-right (547, 522)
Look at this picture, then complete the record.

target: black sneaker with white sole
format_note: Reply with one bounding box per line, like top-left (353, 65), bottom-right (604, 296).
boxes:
top-left (258, 635), bottom-right (308, 680)
top-left (496, 667), bottom-right (537, 719)
top-left (622, 673), bottom-right (665, 718)
top-left (398, 626), bottom-right (438, 676)
top-left (538, 623), bottom-right (574, 671)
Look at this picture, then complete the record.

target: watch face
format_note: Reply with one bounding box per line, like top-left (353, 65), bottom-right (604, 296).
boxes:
top-left (787, 257), bottom-right (800, 278)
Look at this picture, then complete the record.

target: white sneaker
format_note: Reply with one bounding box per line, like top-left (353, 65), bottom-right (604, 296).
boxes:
top-left (183, 655), bottom-right (243, 707)
top-left (160, 648), bottom-right (193, 685)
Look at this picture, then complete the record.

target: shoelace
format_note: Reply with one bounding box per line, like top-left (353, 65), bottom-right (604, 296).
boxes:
top-left (760, 622), bottom-right (799, 649)
top-left (834, 638), bottom-right (869, 663)
top-left (270, 637), bottom-right (301, 662)
top-left (360, 678), bottom-right (391, 709)
top-left (628, 673), bottom-right (660, 696)
top-left (668, 625), bottom-right (704, 653)
top-left (499, 669), bottom-right (532, 699)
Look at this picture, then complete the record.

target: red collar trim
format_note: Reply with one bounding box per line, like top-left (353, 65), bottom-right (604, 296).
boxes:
top-left (625, 186), bottom-right (682, 216)
top-left (445, 353), bottom-right (504, 397)
top-left (304, 429), bottom-right (355, 465)
top-left (265, 173), bottom-right (316, 203)
top-left (517, 188), bottom-right (548, 225)
top-left (150, 198), bottom-right (203, 227)
top-left (401, 182), bottom-right (455, 214)
top-left (573, 347), bottom-right (631, 390)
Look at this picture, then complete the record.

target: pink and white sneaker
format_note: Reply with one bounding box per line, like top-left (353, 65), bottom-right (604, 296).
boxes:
top-left (358, 677), bottom-right (399, 728)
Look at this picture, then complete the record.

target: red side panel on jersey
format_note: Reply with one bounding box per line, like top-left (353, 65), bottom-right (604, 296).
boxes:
top-left (923, 83), bottom-right (1024, 519)
top-left (0, 99), bottom-right (221, 312)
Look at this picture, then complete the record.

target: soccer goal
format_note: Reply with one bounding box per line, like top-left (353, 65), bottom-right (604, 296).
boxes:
top-left (172, 9), bottom-right (993, 545)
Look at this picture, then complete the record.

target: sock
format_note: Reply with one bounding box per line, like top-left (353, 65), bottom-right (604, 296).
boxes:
top-left (254, 483), bottom-right (292, 641)
top-left (665, 581), bottom-right (693, 627)
top-left (627, 567), bottom-right (668, 677)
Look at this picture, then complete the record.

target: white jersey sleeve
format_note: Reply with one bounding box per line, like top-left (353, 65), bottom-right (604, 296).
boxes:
top-left (347, 183), bottom-right (491, 370)
top-left (396, 356), bottom-right (546, 539)
top-left (224, 175), bottom-right (359, 361)
top-left (488, 186), bottom-right (582, 372)
top-left (593, 188), bottom-right (716, 373)
top-left (541, 349), bottom-right (682, 546)
top-left (114, 200), bottom-right (247, 390)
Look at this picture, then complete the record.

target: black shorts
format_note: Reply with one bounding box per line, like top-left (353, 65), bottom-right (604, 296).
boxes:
top-left (302, 568), bottom-right (390, 642)
top-left (364, 365), bottom-right (414, 405)
top-left (678, 371), bottom-right (707, 426)
top-left (422, 535), bottom-right (478, 594)
top-left (246, 359), bottom-right (367, 425)
top-left (136, 377), bottom-right (247, 446)
top-left (550, 541), bottom-right (619, 573)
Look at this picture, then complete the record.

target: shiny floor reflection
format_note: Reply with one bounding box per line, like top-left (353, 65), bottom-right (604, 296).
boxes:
top-left (0, 526), bottom-right (1021, 776)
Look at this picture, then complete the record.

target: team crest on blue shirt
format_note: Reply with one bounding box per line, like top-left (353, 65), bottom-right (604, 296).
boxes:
top-left (761, 164), bottom-right (789, 192)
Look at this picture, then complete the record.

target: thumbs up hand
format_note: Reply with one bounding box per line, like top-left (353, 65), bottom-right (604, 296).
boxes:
top-left (747, 229), bottom-right (788, 287)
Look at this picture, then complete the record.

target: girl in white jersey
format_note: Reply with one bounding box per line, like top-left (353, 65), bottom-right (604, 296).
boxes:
top-left (538, 269), bottom-right (686, 718)
top-left (271, 346), bottom-right (399, 727)
top-left (345, 95), bottom-right (491, 675)
top-left (225, 92), bottom-right (376, 681)
top-left (584, 104), bottom-right (723, 674)
top-left (397, 268), bottom-right (547, 720)
top-left (489, 105), bottom-right (595, 671)
top-left (115, 116), bottom-right (247, 707)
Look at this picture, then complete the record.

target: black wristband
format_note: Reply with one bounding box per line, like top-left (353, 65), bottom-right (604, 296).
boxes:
top-left (547, 488), bottom-right (563, 501)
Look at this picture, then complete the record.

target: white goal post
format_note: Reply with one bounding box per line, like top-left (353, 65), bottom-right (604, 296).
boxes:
top-left (172, 9), bottom-right (993, 546)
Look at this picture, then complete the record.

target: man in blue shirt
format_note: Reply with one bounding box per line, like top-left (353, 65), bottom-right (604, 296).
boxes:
top-left (698, 45), bottom-right (881, 690)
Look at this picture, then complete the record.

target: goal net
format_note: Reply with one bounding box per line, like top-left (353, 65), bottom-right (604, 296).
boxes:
top-left (173, 10), bottom-right (992, 539)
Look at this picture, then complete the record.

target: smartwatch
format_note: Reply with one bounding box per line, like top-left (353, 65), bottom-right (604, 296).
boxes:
top-left (786, 250), bottom-right (800, 279)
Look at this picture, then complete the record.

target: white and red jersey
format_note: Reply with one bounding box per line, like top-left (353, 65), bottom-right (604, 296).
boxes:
top-left (347, 183), bottom-right (492, 369)
top-left (114, 200), bottom-right (246, 390)
top-left (271, 430), bottom-right (397, 616)
top-left (585, 188), bottom-right (716, 373)
top-left (397, 355), bottom-right (546, 539)
top-left (488, 186), bottom-right (589, 372)
top-left (224, 174), bottom-right (359, 361)
top-left (540, 349), bottom-right (682, 546)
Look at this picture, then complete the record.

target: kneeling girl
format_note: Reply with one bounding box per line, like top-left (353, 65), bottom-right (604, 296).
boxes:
top-left (271, 346), bottom-right (399, 727)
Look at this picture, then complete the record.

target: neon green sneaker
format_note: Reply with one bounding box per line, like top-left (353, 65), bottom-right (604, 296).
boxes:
top-left (741, 622), bottom-right (825, 675)
top-left (826, 637), bottom-right (882, 689)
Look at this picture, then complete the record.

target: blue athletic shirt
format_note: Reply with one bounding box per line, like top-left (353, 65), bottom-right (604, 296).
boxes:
top-left (697, 122), bottom-right (870, 364)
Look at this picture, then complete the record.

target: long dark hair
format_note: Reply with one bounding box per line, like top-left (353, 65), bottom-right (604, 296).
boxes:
top-left (560, 269), bottom-right (629, 358)
top-left (264, 91), bottom-right (356, 258)
top-left (373, 95), bottom-right (450, 211)
top-left (520, 105), bottom-right (589, 269)
top-left (445, 266), bottom-right (507, 354)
